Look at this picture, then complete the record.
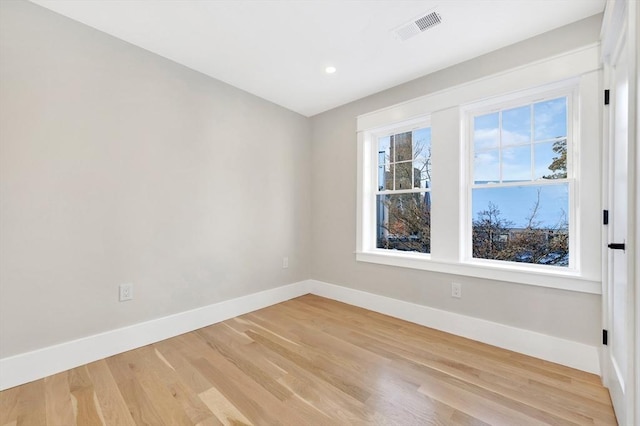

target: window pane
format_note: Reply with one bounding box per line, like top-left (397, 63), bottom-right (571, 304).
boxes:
top-left (378, 136), bottom-right (391, 164)
top-left (502, 146), bottom-right (531, 182)
top-left (535, 139), bottom-right (567, 180)
top-left (413, 127), bottom-right (432, 160)
top-left (474, 149), bottom-right (500, 183)
top-left (534, 138), bottom-right (567, 179)
top-left (376, 193), bottom-right (431, 253)
top-left (471, 184), bottom-right (569, 266)
top-left (502, 105), bottom-right (531, 146)
top-left (534, 97), bottom-right (567, 141)
top-left (378, 164), bottom-right (396, 191)
top-left (395, 161), bottom-right (413, 190)
top-left (474, 112), bottom-right (499, 150)
top-left (393, 132), bottom-right (412, 162)
top-left (378, 163), bottom-right (393, 190)
top-left (414, 158), bottom-right (431, 189)
top-left (413, 128), bottom-right (432, 189)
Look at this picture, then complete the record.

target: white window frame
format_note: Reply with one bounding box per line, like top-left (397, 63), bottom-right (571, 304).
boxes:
top-left (356, 44), bottom-right (602, 294)
top-left (366, 116), bottom-right (432, 256)
top-left (461, 82), bottom-right (580, 273)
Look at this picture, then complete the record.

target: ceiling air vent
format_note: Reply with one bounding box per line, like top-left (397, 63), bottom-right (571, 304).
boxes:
top-left (393, 10), bottom-right (442, 41)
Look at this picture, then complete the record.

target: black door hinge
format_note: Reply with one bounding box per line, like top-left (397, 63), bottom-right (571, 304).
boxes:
top-left (608, 243), bottom-right (626, 251)
top-left (603, 210), bottom-right (609, 225)
top-left (604, 89), bottom-right (610, 105)
top-left (603, 329), bottom-right (608, 345)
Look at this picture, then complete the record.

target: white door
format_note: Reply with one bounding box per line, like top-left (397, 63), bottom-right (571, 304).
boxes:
top-left (602, 3), bottom-right (637, 424)
top-left (606, 34), bottom-right (630, 423)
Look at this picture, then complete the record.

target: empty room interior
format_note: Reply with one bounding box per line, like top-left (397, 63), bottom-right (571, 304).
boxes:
top-left (0, 0), bottom-right (638, 425)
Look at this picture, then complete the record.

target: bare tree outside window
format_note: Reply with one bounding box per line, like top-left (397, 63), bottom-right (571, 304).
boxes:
top-left (472, 189), bottom-right (569, 266)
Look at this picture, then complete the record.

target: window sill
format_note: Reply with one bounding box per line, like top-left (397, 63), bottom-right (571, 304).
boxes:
top-left (355, 250), bottom-right (601, 294)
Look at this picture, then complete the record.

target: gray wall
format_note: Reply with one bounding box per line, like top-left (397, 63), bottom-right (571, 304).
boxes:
top-left (309, 14), bottom-right (603, 346)
top-left (0, 0), bottom-right (604, 360)
top-left (0, 0), bottom-right (310, 358)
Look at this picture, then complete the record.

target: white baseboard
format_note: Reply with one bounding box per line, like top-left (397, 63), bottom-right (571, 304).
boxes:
top-left (0, 278), bottom-right (600, 390)
top-left (308, 280), bottom-right (601, 375)
top-left (0, 280), bottom-right (312, 391)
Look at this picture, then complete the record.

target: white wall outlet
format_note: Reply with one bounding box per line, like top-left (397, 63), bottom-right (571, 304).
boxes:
top-left (282, 257), bottom-right (289, 269)
top-left (451, 282), bottom-right (462, 298)
top-left (119, 283), bottom-right (133, 302)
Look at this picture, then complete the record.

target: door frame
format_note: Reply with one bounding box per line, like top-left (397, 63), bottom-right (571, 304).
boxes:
top-left (600, 1), bottom-right (638, 425)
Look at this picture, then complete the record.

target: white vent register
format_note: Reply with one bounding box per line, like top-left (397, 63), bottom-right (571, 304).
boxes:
top-left (393, 10), bottom-right (442, 41)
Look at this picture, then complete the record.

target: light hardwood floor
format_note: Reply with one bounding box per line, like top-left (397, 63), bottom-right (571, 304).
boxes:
top-left (0, 295), bottom-right (617, 425)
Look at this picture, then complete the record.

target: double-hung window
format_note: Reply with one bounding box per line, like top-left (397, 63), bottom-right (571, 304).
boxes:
top-left (374, 119), bottom-right (432, 254)
top-left (468, 88), bottom-right (575, 268)
top-left (357, 50), bottom-right (600, 293)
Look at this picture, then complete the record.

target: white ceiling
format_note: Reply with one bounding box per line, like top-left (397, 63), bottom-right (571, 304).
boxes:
top-left (31, 0), bottom-right (605, 117)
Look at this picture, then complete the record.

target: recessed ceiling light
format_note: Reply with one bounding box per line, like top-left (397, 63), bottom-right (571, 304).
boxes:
top-left (325, 66), bottom-right (337, 74)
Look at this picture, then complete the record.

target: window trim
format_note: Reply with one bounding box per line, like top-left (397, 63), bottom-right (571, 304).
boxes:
top-left (356, 44), bottom-right (602, 294)
top-left (356, 250), bottom-right (600, 293)
top-left (370, 116), bottom-right (432, 255)
top-left (358, 115), bottom-right (432, 256)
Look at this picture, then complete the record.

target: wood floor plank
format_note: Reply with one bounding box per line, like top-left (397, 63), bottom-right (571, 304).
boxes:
top-left (245, 328), bottom-right (372, 403)
top-left (198, 386), bottom-right (252, 426)
top-left (417, 376), bottom-right (549, 425)
top-left (192, 357), bottom-right (288, 426)
top-left (44, 372), bottom-right (75, 426)
top-left (292, 296), bottom-right (611, 402)
top-left (196, 327), bottom-right (292, 401)
top-left (140, 347), bottom-right (216, 425)
top-left (116, 349), bottom-right (194, 426)
top-left (301, 295), bottom-right (580, 376)
top-left (0, 384), bottom-right (20, 425)
top-left (0, 295), bottom-right (617, 425)
top-left (86, 360), bottom-right (136, 426)
top-left (68, 366), bottom-right (104, 426)
top-left (13, 380), bottom-right (46, 426)
top-left (345, 330), bottom-right (576, 425)
top-left (194, 328), bottom-right (336, 425)
top-left (308, 295), bottom-right (602, 385)
top-left (152, 340), bottom-right (214, 394)
top-left (275, 370), bottom-right (376, 424)
top-left (337, 325), bottom-right (607, 424)
top-left (105, 354), bottom-right (169, 426)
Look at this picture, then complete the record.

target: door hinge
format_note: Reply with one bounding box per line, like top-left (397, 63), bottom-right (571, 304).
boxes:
top-left (603, 209), bottom-right (609, 225)
top-left (604, 89), bottom-right (610, 105)
top-left (608, 243), bottom-right (625, 251)
top-left (603, 329), bottom-right (608, 345)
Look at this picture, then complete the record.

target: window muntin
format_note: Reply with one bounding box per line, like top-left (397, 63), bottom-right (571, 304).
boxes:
top-left (375, 126), bottom-right (432, 254)
top-left (470, 94), bottom-right (573, 268)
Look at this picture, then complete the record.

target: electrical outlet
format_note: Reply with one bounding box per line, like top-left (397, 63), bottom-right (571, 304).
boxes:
top-left (451, 282), bottom-right (462, 298)
top-left (119, 283), bottom-right (133, 302)
top-left (282, 257), bottom-right (289, 269)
